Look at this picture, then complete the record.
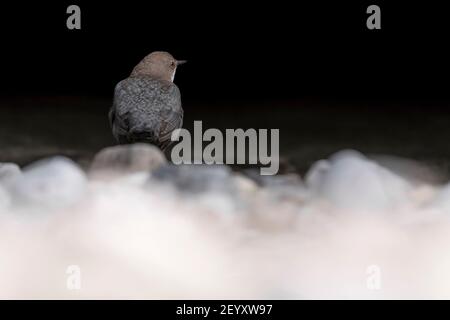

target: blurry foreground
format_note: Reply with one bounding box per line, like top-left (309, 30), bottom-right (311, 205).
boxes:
top-left (1, 143), bottom-right (450, 299)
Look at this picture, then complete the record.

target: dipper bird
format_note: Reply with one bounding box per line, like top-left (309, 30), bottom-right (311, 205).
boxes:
top-left (109, 51), bottom-right (186, 151)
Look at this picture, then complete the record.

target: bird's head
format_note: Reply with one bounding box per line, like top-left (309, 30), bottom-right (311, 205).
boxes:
top-left (130, 51), bottom-right (186, 82)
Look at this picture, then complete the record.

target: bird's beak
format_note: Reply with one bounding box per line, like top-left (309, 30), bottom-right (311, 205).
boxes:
top-left (176, 60), bottom-right (187, 66)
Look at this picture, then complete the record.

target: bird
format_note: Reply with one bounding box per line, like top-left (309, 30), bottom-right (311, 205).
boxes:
top-left (109, 51), bottom-right (186, 151)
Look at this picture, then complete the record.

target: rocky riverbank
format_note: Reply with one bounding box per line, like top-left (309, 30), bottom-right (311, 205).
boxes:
top-left (1, 144), bottom-right (450, 298)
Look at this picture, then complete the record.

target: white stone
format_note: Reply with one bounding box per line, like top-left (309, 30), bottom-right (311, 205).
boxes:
top-left (13, 156), bottom-right (87, 208)
top-left (305, 150), bottom-right (412, 211)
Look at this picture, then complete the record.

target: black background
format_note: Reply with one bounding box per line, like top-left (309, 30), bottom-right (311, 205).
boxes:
top-left (0, 1), bottom-right (448, 103)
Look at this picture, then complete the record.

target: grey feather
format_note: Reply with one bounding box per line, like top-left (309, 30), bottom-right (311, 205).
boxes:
top-left (109, 76), bottom-right (183, 150)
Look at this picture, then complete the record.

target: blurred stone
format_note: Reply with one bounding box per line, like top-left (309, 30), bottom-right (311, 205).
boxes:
top-left (150, 164), bottom-right (253, 216)
top-left (90, 143), bottom-right (167, 178)
top-left (0, 163), bottom-right (21, 187)
top-left (12, 156), bottom-right (87, 208)
top-left (429, 183), bottom-right (450, 211)
top-left (304, 160), bottom-right (330, 196)
top-left (243, 168), bottom-right (302, 187)
top-left (265, 174), bottom-right (306, 204)
top-left (151, 164), bottom-right (234, 194)
top-left (231, 174), bottom-right (259, 195)
top-left (242, 169), bottom-right (306, 203)
top-left (370, 154), bottom-right (446, 185)
top-left (0, 185), bottom-right (11, 211)
top-left (305, 150), bottom-right (412, 210)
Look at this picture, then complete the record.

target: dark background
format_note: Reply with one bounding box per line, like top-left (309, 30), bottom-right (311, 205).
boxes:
top-left (0, 1), bottom-right (449, 177)
top-left (0, 1), bottom-right (448, 102)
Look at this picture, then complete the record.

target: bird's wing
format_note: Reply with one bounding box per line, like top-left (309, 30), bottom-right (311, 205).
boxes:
top-left (109, 105), bottom-right (130, 143)
top-left (158, 83), bottom-right (184, 143)
top-left (159, 109), bottom-right (184, 145)
top-left (110, 81), bottom-right (133, 143)
top-left (112, 77), bottom-right (183, 145)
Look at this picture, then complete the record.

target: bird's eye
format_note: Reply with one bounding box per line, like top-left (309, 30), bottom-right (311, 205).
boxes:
top-left (170, 61), bottom-right (176, 68)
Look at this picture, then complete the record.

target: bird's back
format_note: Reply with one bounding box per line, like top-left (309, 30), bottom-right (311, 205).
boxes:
top-left (109, 76), bottom-right (183, 149)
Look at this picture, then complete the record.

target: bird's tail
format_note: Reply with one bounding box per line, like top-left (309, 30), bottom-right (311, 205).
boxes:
top-left (127, 129), bottom-right (158, 144)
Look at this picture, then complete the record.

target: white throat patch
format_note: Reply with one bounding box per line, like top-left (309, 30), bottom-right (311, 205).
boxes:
top-left (171, 67), bottom-right (177, 82)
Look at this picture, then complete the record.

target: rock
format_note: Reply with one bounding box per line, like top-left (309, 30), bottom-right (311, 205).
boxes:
top-left (243, 168), bottom-right (302, 187)
top-left (305, 150), bottom-right (412, 210)
top-left (90, 143), bottom-right (167, 178)
top-left (304, 160), bottom-right (330, 196)
top-left (12, 156), bottom-right (87, 208)
top-left (150, 164), bottom-right (254, 216)
top-left (0, 185), bottom-right (11, 211)
top-left (428, 183), bottom-right (450, 211)
top-left (151, 164), bottom-right (235, 194)
top-left (265, 174), bottom-right (307, 203)
top-left (242, 169), bottom-right (306, 203)
top-left (0, 163), bottom-right (21, 187)
top-left (370, 154), bottom-right (446, 185)
top-left (231, 174), bottom-right (259, 195)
